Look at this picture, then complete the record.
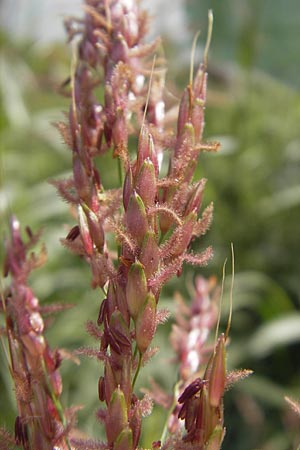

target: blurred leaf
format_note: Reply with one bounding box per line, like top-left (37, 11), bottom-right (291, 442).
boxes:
top-left (248, 314), bottom-right (300, 358)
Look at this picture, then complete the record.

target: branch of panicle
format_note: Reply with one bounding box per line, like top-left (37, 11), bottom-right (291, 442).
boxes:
top-left (2, 217), bottom-right (75, 450)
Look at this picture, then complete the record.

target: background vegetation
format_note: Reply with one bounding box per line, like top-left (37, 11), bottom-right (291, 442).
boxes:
top-left (1, 1), bottom-right (300, 449)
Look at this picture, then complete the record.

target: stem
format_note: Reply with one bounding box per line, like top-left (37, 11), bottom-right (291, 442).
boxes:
top-left (133, 344), bottom-right (138, 360)
top-left (132, 351), bottom-right (142, 389)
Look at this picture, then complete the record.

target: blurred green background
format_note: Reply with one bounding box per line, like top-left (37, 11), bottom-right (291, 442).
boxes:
top-left (1, 1), bottom-right (300, 449)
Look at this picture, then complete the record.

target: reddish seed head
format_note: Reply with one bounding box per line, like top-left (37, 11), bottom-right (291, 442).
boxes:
top-left (73, 154), bottom-right (90, 202)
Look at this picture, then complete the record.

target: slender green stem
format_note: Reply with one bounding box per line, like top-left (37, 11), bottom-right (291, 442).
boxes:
top-left (132, 351), bottom-right (142, 389)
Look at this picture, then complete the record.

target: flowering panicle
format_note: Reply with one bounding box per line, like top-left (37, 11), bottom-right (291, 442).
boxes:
top-left (54, 1), bottom-right (218, 448)
top-left (1, 217), bottom-right (75, 450)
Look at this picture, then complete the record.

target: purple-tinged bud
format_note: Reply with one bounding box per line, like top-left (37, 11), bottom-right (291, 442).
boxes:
top-left (78, 205), bottom-right (93, 256)
top-left (129, 396), bottom-right (141, 447)
top-left (112, 107), bottom-right (128, 154)
top-left (166, 212), bottom-right (197, 259)
top-left (123, 167), bottom-right (133, 210)
top-left (126, 261), bottom-right (148, 320)
top-left (21, 331), bottom-right (46, 357)
top-left (115, 282), bottom-right (130, 326)
top-left (106, 282), bottom-right (118, 320)
top-left (136, 125), bottom-right (149, 172)
top-left (185, 179), bottom-right (207, 215)
top-left (93, 167), bottom-right (102, 191)
top-left (195, 383), bottom-right (208, 435)
top-left (49, 370), bottom-right (63, 397)
top-left (106, 386), bottom-right (128, 445)
top-left (192, 69), bottom-right (207, 143)
top-left (135, 158), bottom-right (157, 208)
top-left (125, 191), bottom-right (148, 244)
top-left (73, 154), bottom-right (90, 202)
top-left (147, 134), bottom-right (159, 177)
top-left (175, 122), bottom-right (195, 161)
top-left (91, 254), bottom-right (109, 289)
top-left (135, 292), bottom-right (157, 354)
top-left (208, 334), bottom-right (226, 408)
top-left (109, 310), bottom-right (132, 355)
top-left (85, 208), bottom-right (105, 253)
top-left (205, 425), bottom-right (225, 450)
top-left (43, 346), bottom-right (60, 372)
top-left (177, 87), bottom-right (191, 138)
top-left (193, 65), bottom-right (206, 96)
top-left (139, 231), bottom-right (159, 279)
top-left (136, 129), bottom-right (159, 176)
top-left (120, 356), bottom-right (132, 407)
top-left (114, 426), bottom-right (133, 450)
top-left (104, 359), bottom-right (117, 405)
top-left (192, 98), bottom-right (205, 144)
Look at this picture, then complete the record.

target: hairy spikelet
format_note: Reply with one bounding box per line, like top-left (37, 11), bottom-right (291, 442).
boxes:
top-left (50, 178), bottom-right (78, 204)
top-left (193, 202), bottom-right (214, 237)
top-left (53, 121), bottom-right (73, 149)
top-left (149, 257), bottom-right (183, 293)
top-left (182, 246), bottom-right (213, 266)
top-left (75, 347), bottom-right (106, 361)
